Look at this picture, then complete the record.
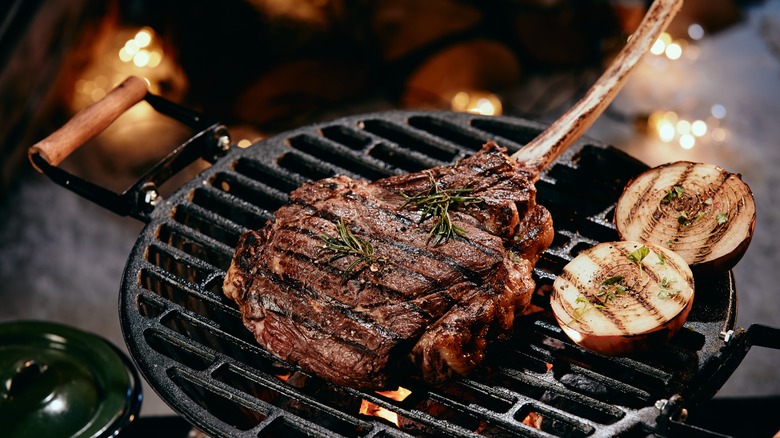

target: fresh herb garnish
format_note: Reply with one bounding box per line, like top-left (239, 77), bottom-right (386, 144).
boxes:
top-left (658, 277), bottom-right (681, 299)
top-left (659, 289), bottom-right (681, 299)
top-left (677, 211), bottom-right (690, 226)
top-left (320, 218), bottom-right (380, 280)
top-left (716, 212), bottom-right (728, 225)
top-left (597, 276), bottom-right (627, 303)
top-left (601, 275), bottom-right (625, 286)
top-left (661, 186), bottom-right (685, 204)
top-left (679, 210), bottom-right (706, 226)
top-left (627, 245), bottom-right (650, 272)
top-left (568, 295), bottom-right (605, 325)
top-left (401, 175), bottom-right (482, 244)
top-left (656, 251), bottom-right (667, 265)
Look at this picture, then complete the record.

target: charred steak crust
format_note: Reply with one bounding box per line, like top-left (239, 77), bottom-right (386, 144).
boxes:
top-left (223, 142), bottom-right (554, 389)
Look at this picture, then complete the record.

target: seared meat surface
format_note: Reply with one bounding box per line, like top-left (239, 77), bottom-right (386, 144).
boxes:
top-left (223, 142), bottom-right (554, 389)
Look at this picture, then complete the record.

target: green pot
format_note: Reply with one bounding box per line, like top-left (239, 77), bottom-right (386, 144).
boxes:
top-left (0, 321), bottom-right (142, 437)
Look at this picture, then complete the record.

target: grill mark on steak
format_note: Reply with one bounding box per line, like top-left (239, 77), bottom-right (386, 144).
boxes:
top-left (253, 264), bottom-right (407, 342)
top-left (239, 262), bottom-right (457, 377)
top-left (272, 220), bottom-right (482, 295)
top-left (256, 221), bottom-right (483, 338)
top-left (377, 146), bottom-right (533, 197)
top-left (376, 148), bottom-right (536, 239)
top-left (280, 198), bottom-right (506, 285)
top-left (291, 188), bottom-right (506, 262)
top-left (266, 244), bottom-right (439, 320)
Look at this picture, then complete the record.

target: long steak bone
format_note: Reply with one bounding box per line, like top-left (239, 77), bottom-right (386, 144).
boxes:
top-left (512, 0), bottom-right (683, 173)
top-left (222, 0), bottom-right (683, 390)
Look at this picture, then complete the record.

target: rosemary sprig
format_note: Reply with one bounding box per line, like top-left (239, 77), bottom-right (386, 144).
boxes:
top-left (319, 218), bottom-right (378, 280)
top-left (401, 176), bottom-right (482, 245)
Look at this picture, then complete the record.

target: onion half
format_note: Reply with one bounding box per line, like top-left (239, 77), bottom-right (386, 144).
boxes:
top-left (551, 241), bottom-right (694, 356)
top-left (614, 161), bottom-right (755, 274)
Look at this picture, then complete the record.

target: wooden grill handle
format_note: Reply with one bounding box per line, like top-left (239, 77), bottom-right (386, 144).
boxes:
top-left (28, 76), bottom-right (149, 172)
top-left (512, 0), bottom-right (683, 173)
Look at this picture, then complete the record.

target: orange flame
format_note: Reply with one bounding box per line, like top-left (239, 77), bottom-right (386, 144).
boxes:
top-left (358, 386), bottom-right (412, 427)
top-left (376, 386), bottom-right (412, 401)
top-left (275, 372), bottom-right (291, 382)
top-left (359, 401), bottom-right (400, 426)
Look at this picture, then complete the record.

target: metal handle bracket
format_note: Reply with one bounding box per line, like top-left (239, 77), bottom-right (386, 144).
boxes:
top-left (30, 84), bottom-right (230, 222)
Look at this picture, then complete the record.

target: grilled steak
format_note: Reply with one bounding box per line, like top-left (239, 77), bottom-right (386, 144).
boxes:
top-left (223, 142), bottom-right (554, 389)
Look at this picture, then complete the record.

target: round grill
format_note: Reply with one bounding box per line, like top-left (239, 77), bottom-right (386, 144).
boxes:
top-left (118, 111), bottom-right (736, 437)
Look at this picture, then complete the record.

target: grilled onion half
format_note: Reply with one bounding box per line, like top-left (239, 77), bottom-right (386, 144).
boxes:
top-left (551, 241), bottom-right (694, 356)
top-left (614, 161), bottom-right (756, 274)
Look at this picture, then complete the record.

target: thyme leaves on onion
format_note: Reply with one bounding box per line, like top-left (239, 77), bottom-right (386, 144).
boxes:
top-left (401, 175), bottom-right (482, 245)
top-left (567, 295), bottom-right (606, 326)
top-left (656, 251), bottom-right (667, 265)
top-left (658, 277), bottom-right (681, 299)
top-left (597, 276), bottom-right (627, 303)
top-left (661, 185), bottom-right (685, 205)
top-left (627, 245), bottom-right (650, 273)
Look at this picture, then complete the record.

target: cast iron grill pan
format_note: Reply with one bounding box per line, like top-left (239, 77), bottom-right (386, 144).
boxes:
top-left (114, 110), bottom-right (740, 437)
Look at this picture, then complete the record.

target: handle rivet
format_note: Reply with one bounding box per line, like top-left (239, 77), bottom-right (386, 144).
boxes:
top-left (217, 135), bottom-right (231, 152)
top-left (144, 188), bottom-right (159, 206)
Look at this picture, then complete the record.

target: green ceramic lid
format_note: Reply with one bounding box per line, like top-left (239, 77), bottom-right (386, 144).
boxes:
top-left (0, 321), bottom-right (142, 438)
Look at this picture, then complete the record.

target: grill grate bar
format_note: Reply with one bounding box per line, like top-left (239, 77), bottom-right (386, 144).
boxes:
top-left (211, 170), bottom-right (290, 214)
top-left (288, 133), bottom-right (397, 181)
top-left (233, 157), bottom-right (305, 194)
top-left (138, 265), bottom-right (234, 316)
top-left (407, 115), bottom-right (515, 154)
top-left (172, 203), bottom-right (246, 249)
top-left (190, 185), bottom-right (272, 231)
top-left (361, 118), bottom-right (463, 162)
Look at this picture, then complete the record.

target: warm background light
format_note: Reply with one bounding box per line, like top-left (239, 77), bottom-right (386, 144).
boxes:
top-left (646, 31), bottom-right (689, 61)
top-left (450, 90), bottom-right (503, 116)
top-left (645, 108), bottom-right (728, 152)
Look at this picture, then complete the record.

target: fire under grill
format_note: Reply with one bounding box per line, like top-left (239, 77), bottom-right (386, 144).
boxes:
top-left (118, 111), bottom-right (741, 437)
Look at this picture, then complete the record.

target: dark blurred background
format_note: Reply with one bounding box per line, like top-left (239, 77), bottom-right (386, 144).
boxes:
top-left (2, 0), bottom-right (755, 192)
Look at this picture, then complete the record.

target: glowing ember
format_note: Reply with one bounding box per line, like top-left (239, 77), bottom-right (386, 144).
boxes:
top-left (521, 411), bottom-right (543, 429)
top-left (545, 362), bottom-right (553, 373)
top-left (275, 372), bottom-right (291, 382)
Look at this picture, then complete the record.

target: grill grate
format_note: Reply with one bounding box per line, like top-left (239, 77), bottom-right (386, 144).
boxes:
top-left (120, 111), bottom-right (736, 437)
